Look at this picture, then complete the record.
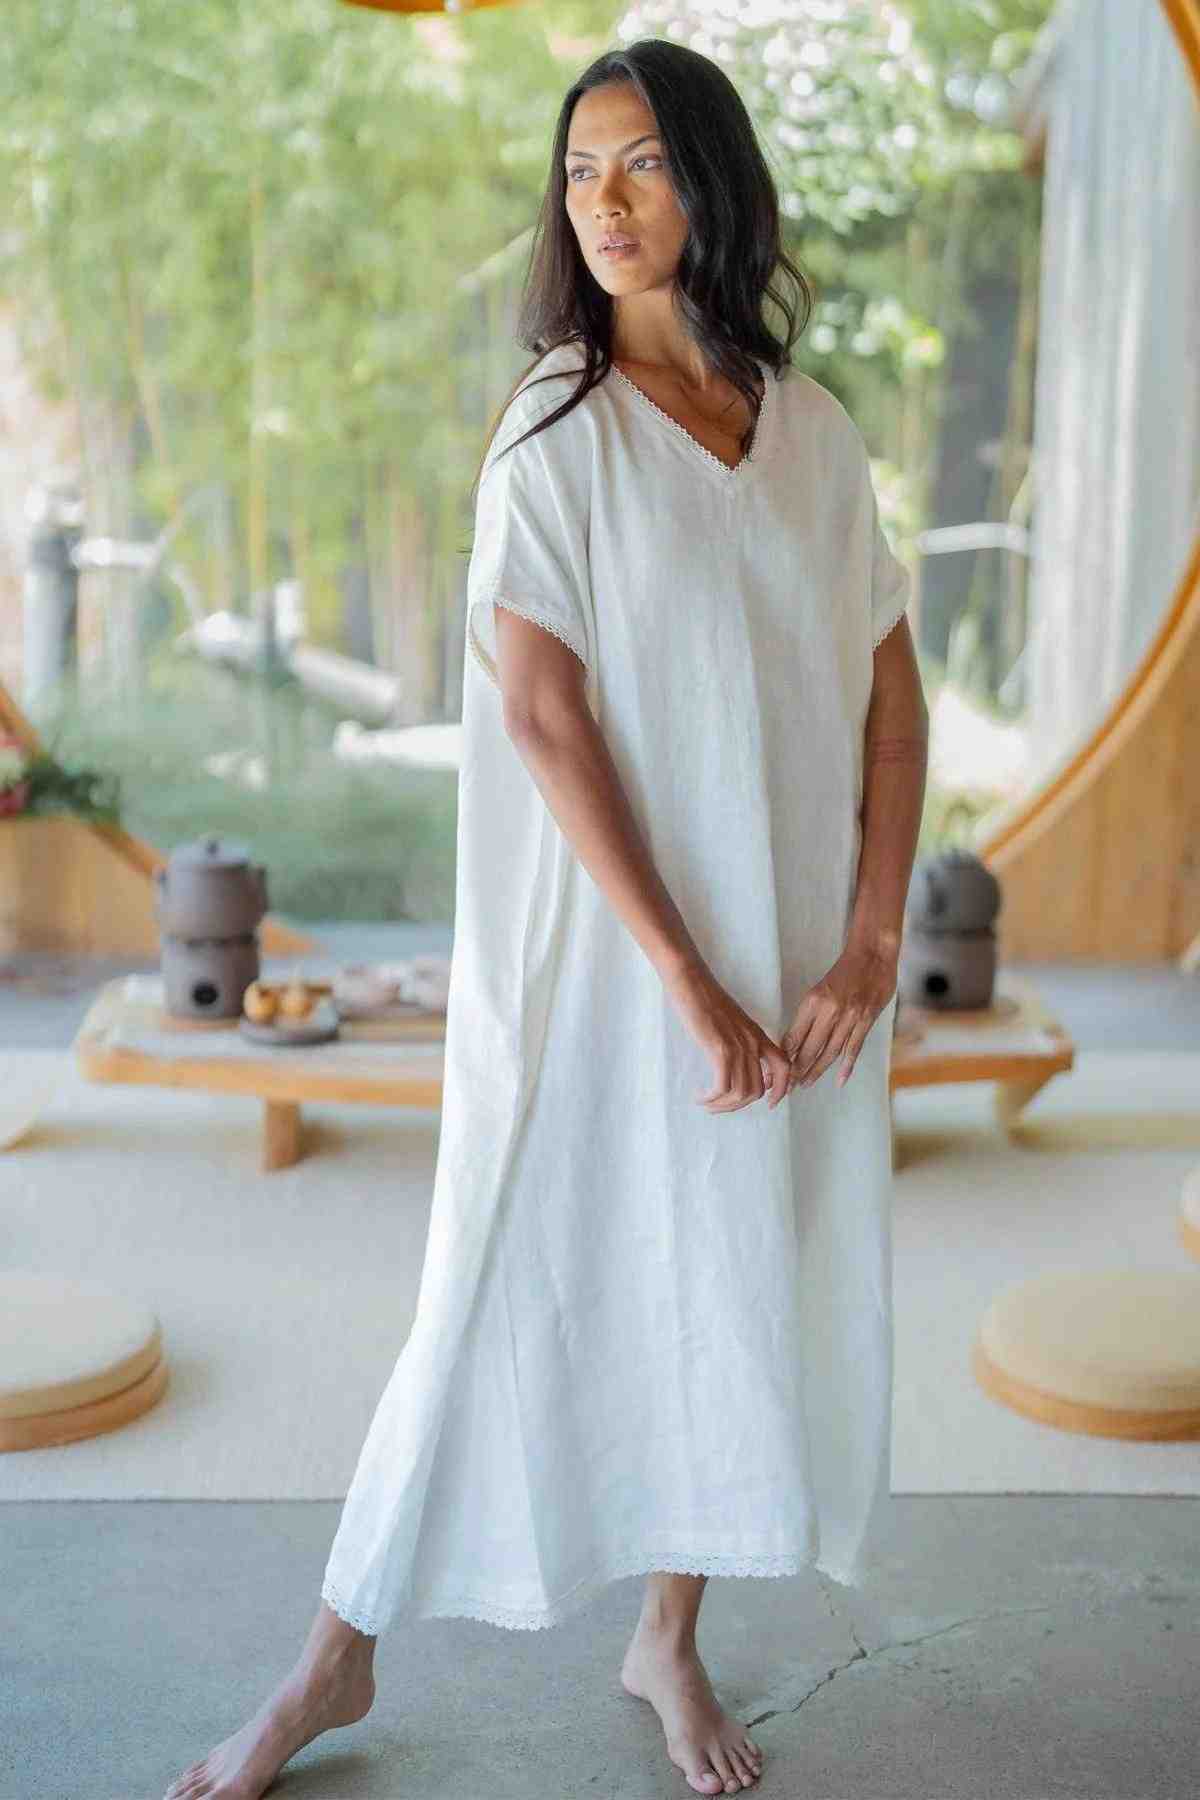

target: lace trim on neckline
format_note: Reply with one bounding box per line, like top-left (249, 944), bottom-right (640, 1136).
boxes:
top-left (322, 1541), bottom-right (866, 1636)
top-left (610, 363), bottom-right (769, 477)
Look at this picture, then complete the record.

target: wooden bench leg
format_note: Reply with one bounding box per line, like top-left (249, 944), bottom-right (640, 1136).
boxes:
top-left (995, 1070), bottom-right (1056, 1135)
top-left (263, 1100), bottom-right (303, 1171)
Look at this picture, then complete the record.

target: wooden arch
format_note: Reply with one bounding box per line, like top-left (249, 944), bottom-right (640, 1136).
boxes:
top-left (977, 0), bottom-right (1200, 965)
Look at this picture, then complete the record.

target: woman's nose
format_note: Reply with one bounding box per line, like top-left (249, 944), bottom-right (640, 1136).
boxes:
top-left (591, 174), bottom-right (627, 211)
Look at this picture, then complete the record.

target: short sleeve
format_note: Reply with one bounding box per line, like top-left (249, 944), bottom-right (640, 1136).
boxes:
top-left (465, 383), bottom-right (593, 690)
top-left (867, 468), bottom-right (911, 651)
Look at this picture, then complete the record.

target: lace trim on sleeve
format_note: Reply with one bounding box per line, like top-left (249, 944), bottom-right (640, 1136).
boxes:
top-left (872, 599), bottom-right (908, 651)
top-left (468, 592), bottom-right (589, 689)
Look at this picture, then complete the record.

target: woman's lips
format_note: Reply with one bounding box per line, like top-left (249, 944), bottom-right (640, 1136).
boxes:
top-left (599, 240), bottom-right (640, 259)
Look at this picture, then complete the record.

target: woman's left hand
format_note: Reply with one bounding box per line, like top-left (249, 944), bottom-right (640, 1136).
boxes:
top-left (781, 940), bottom-right (898, 1093)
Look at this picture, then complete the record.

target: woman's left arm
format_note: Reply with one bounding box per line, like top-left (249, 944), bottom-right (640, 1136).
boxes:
top-left (847, 614), bottom-right (929, 961)
top-left (781, 616), bottom-right (929, 1090)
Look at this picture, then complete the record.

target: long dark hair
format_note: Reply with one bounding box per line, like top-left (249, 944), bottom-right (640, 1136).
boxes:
top-left (469, 37), bottom-right (814, 499)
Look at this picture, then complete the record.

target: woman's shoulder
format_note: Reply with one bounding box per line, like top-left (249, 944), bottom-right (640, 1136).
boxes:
top-left (483, 341), bottom-right (595, 477)
top-left (775, 365), bottom-right (865, 450)
top-left (773, 363), bottom-right (867, 486)
top-left (503, 341), bottom-right (593, 429)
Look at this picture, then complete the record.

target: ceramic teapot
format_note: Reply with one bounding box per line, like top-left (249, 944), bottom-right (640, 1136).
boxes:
top-left (905, 847), bottom-right (1000, 935)
top-left (153, 834), bottom-right (269, 940)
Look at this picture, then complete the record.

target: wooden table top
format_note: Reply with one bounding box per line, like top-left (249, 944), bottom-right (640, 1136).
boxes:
top-left (74, 970), bottom-right (1074, 1110)
top-left (73, 974), bottom-right (445, 1108)
top-left (890, 973), bottom-right (1075, 1090)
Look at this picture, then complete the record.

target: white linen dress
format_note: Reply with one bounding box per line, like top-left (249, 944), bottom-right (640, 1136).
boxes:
top-left (320, 340), bottom-right (911, 1634)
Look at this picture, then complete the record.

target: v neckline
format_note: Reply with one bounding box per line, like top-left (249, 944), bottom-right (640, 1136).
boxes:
top-left (610, 358), bottom-right (771, 479)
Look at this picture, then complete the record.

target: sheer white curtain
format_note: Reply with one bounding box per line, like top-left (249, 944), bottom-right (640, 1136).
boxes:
top-left (1024, 0), bottom-right (1200, 781)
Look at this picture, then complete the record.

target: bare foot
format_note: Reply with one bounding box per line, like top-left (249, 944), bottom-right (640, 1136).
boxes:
top-left (162, 1626), bottom-right (375, 1799)
top-left (621, 1626), bottom-right (764, 1795)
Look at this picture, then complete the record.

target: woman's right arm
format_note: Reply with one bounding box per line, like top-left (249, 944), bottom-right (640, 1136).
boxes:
top-left (492, 606), bottom-right (792, 1113)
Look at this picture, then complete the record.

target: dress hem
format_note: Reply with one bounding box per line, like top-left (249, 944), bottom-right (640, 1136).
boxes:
top-left (321, 1545), bottom-right (867, 1636)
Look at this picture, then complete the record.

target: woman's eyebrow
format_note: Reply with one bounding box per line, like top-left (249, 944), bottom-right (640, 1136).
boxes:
top-left (565, 133), bottom-right (660, 161)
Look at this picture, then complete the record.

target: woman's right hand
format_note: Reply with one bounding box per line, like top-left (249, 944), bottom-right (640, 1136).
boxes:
top-left (661, 958), bottom-right (792, 1113)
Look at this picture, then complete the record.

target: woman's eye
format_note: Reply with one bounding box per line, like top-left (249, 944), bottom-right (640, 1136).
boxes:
top-left (566, 157), bottom-right (661, 181)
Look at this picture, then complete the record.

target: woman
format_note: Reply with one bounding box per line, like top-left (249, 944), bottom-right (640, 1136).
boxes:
top-left (164, 38), bottom-right (927, 1800)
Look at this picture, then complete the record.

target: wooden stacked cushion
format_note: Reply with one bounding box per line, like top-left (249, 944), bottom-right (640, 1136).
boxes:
top-left (1180, 1162), bottom-right (1200, 1261)
top-left (973, 1268), bottom-right (1200, 1440)
top-left (0, 1271), bottom-right (167, 1452)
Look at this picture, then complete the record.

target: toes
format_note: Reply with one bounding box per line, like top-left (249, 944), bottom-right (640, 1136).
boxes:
top-left (706, 1747), bottom-right (739, 1795)
top-left (163, 1769), bottom-right (203, 1800)
top-left (727, 1745), bottom-right (757, 1786)
top-left (685, 1769), bottom-right (724, 1796)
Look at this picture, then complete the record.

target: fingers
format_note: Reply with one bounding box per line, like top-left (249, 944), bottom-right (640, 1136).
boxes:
top-left (699, 1044), bottom-right (764, 1112)
top-left (695, 995), bottom-right (876, 1114)
top-left (761, 1042), bottom-right (792, 1110)
top-left (780, 962), bottom-right (895, 1094)
top-left (782, 1017), bottom-right (824, 1090)
top-left (834, 1015), bottom-right (871, 1086)
top-left (788, 1019), bottom-right (843, 1089)
top-left (696, 1037), bottom-right (782, 1113)
top-left (791, 1043), bottom-right (839, 1089)
top-left (788, 1012), bottom-right (872, 1091)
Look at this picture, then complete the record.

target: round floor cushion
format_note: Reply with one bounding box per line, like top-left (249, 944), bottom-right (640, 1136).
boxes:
top-left (973, 1267), bottom-right (1200, 1441)
top-left (1180, 1162), bottom-right (1200, 1262)
top-left (0, 1270), bottom-right (167, 1453)
top-left (0, 1049), bottom-right (66, 1151)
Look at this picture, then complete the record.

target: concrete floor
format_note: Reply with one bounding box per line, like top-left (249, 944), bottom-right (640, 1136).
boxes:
top-left (4, 938), bottom-right (1199, 1799)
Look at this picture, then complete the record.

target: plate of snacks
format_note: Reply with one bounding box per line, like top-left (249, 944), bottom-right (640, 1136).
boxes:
top-left (239, 978), bottom-right (340, 1046)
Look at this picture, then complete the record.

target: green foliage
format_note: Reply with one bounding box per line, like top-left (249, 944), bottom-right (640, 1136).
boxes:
top-left (2, 744), bottom-right (122, 821)
top-left (39, 659), bottom-right (457, 921)
top-left (0, 0), bottom-right (1051, 572)
top-left (0, 0), bottom-right (1053, 914)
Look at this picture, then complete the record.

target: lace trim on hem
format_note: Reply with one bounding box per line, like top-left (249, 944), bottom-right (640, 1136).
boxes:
top-left (321, 1545), bottom-right (864, 1636)
top-left (872, 600), bottom-right (908, 651)
top-left (467, 594), bottom-right (589, 689)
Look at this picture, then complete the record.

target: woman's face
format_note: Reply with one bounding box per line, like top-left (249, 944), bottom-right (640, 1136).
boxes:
top-left (563, 82), bottom-right (688, 300)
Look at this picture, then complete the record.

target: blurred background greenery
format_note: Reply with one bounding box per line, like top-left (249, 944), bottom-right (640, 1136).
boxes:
top-left (0, 0), bottom-right (1053, 918)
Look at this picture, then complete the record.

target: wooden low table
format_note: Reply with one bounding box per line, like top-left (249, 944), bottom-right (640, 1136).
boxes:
top-left (888, 972), bottom-right (1075, 1137)
top-left (74, 973), bottom-right (1072, 1173)
top-left (74, 975), bottom-right (445, 1172)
